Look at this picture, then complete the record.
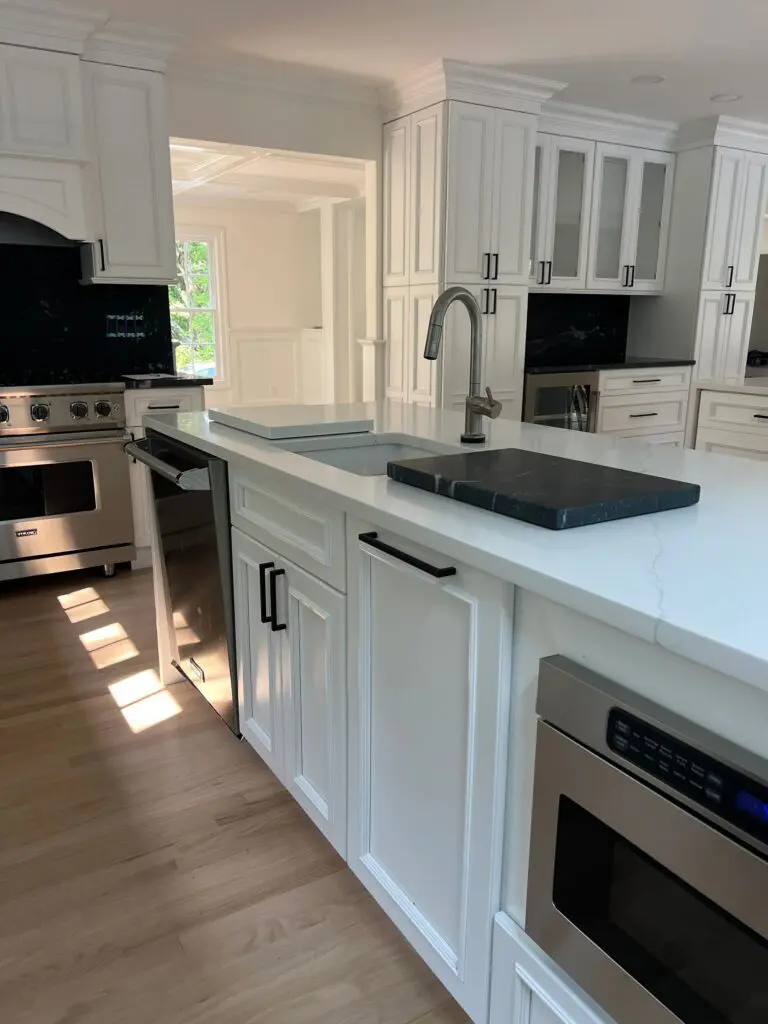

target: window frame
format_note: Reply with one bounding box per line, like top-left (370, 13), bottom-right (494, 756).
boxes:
top-left (171, 226), bottom-right (228, 385)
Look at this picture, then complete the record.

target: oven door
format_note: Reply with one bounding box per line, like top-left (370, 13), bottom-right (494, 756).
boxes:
top-left (527, 721), bottom-right (768, 1024)
top-left (0, 432), bottom-right (133, 567)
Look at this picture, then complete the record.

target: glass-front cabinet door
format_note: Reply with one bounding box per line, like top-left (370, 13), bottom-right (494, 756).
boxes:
top-left (530, 134), bottom-right (594, 290)
top-left (633, 152), bottom-right (674, 291)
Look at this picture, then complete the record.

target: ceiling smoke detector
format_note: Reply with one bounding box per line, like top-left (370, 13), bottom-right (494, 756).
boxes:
top-left (710, 92), bottom-right (743, 103)
top-left (631, 74), bottom-right (665, 85)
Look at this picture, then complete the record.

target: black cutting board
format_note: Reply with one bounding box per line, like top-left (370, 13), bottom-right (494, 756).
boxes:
top-left (387, 448), bottom-right (700, 530)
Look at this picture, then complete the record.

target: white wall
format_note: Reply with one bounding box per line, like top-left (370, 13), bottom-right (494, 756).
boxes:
top-left (174, 199), bottom-right (323, 408)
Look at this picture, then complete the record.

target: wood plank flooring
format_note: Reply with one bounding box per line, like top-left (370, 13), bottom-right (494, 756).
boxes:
top-left (0, 568), bottom-right (466, 1024)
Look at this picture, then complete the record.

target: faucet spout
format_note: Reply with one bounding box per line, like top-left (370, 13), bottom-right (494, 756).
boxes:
top-left (423, 286), bottom-right (502, 443)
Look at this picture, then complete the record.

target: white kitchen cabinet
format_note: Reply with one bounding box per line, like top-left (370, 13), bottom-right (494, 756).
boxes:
top-left (696, 429), bottom-right (768, 460)
top-left (82, 63), bottom-right (176, 284)
top-left (701, 148), bottom-right (768, 292)
top-left (347, 520), bottom-right (512, 1022)
top-left (587, 143), bottom-right (673, 292)
top-left (694, 291), bottom-right (754, 382)
top-left (384, 286), bottom-right (409, 400)
top-left (530, 135), bottom-right (594, 290)
top-left (490, 915), bottom-right (613, 1024)
top-left (384, 284), bottom-right (440, 406)
top-left (233, 526), bottom-right (347, 855)
top-left (127, 428), bottom-right (152, 552)
top-left (444, 101), bottom-right (535, 287)
top-left (382, 119), bottom-right (411, 287)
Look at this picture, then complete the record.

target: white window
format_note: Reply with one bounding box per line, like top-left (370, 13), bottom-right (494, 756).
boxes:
top-left (169, 232), bottom-right (224, 380)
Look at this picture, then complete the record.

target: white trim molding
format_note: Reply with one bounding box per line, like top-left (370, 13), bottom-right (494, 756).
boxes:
top-left (82, 21), bottom-right (176, 72)
top-left (539, 101), bottom-right (677, 152)
top-left (675, 115), bottom-right (768, 155)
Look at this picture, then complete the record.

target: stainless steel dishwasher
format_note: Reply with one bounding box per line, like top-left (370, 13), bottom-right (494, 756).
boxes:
top-left (125, 430), bottom-right (238, 734)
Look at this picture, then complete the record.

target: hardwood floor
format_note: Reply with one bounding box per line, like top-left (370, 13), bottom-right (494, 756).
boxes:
top-left (0, 568), bottom-right (466, 1024)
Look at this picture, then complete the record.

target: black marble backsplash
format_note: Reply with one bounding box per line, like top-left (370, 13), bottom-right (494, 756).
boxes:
top-left (0, 243), bottom-right (173, 387)
top-left (525, 294), bottom-right (630, 369)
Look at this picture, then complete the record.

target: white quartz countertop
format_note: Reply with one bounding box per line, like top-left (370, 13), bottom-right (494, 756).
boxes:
top-left (144, 401), bottom-right (768, 694)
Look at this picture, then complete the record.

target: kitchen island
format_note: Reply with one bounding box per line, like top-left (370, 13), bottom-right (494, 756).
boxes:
top-left (143, 401), bottom-right (768, 1024)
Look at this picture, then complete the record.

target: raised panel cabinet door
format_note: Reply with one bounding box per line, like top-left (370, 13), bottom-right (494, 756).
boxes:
top-left (731, 154), bottom-right (768, 290)
top-left (409, 284), bottom-right (440, 405)
top-left (0, 46), bottom-right (85, 159)
top-left (444, 101), bottom-right (496, 284)
top-left (85, 64), bottom-right (176, 282)
top-left (490, 110), bottom-right (537, 286)
top-left (384, 287), bottom-right (409, 400)
top-left (546, 137), bottom-right (595, 290)
top-left (409, 104), bottom-right (444, 285)
top-left (485, 286), bottom-right (527, 406)
top-left (587, 143), bottom-right (635, 290)
top-left (383, 118), bottom-right (411, 286)
top-left (694, 292), bottom-right (730, 382)
top-left (528, 137), bottom-right (552, 286)
top-left (347, 521), bottom-right (512, 1023)
top-left (278, 560), bottom-right (347, 856)
top-left (701, 147), bottom-right (744, 290)
top-left (630, 151), bottom-right (675, 292)
top-left (439, 283), bottom-right (486, 411)
top-left (721, 293), bottom-right (755, 382)
top-left (232, 527), bottom-right (283, 777)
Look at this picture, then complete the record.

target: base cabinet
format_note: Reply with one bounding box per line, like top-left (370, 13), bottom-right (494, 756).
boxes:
top-left (490, 915), bottom-right (613, 1024)
top-left (232, 526), bottom-right (347, 856)
top-left (346, 519), bottom-right (512, 1023)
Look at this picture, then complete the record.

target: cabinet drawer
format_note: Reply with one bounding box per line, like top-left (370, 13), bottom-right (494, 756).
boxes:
top-left (126, 388), bottom-right (206, 427)
top-left (597, 391), bottom-right (688, 434)
top-left (614, 430), bottom-right (685, 448)
top-left (599, 366), bottom-right (692, 394)
top-left (230, 464), bottom-right (345, 592)
top-left (697, 389), bottom-right (768, 433)
top-left (696, 427), bottom-right (768, 461)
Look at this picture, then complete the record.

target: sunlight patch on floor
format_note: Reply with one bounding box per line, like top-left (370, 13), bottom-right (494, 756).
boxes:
top-left (63, 597), bottom-right (110, 624)
top-left (58, 587), bottom-right (101, 610)
top-left (173, 610), bottom-right (201, 647)
top-left (108, 669), bottom-right (163, 708)
top-left (79, 622), bottom-right (139, 669)
top-left (120, 690), bottom-right (182, 733)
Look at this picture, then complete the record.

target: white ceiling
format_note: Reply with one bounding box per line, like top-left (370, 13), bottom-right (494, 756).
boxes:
top-left (87, 0), bottom-right (768, 122)
top-left (170, 139), bottom-right (367, 208)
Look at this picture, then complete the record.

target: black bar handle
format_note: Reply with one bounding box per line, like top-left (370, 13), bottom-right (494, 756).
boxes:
top-left (491, 288), bottom-right (498, 315)
top-left (621, 265), bottom-right (628, 287)
top-left (482, 253), bottom-right (491, 280)
top-left (726, 264), bottom-right (735, 288)
top-left (98, 238), bottom-right (106, 272)
top-left (269, 568), bottom-right (287, 632)
top-left (481, 288), bottom-right (489, 314)
top-left (754, 414), bottom-right (768, 421)
top-left (359, 532), bottom-right (457, 579)
top-left (629, 412), bottom-right (659, 418)
top-left (538, 260), bottom-right (546, 285)
top-left (259, 561), bottom-right (275, 623)
top-left (632, 378), bottom-right (662, 384)
top-left (629, 264), bottom-right (636, 287)
top-left (546, 260), bottom-right (553, 285)
top-left (492, 252), bottom-right (499, 280)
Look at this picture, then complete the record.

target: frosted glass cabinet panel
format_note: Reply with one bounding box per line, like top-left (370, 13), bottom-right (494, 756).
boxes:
top-left (634, 159), bottom-right (671, 286)
top-left (594, 154), bottom-right (630, 283)
top-left (552, 149), bottom-right (588, 279)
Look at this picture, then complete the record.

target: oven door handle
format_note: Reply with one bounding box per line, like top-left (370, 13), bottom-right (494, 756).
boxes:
top-left (1, 432), bottom-right (128, 451)
top-left (123, 438), bottom-right (211, 492)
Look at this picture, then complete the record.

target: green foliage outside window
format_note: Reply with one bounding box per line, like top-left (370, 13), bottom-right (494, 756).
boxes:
top-left (170, 240), bottom-right (217, 376)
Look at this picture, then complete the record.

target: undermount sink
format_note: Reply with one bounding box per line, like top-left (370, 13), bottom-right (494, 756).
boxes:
top-left (280, 433), bottom-right (464, 476)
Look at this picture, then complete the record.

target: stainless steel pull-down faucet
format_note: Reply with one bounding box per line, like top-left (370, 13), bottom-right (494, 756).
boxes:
top-left (423, 286), bottom-right (503, 443)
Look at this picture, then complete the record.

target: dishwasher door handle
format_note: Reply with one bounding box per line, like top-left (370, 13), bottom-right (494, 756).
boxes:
top-left (124, 438), bottom-right (211, 491)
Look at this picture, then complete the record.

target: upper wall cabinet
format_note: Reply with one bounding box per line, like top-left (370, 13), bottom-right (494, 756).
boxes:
top-left (444, 102), bottom-right (535, 286)
top-left (82, 63), bottom-right (176, 284)
top-left (0, 45), bottom-right (85, 160)
top-left (701, 147), bottom-right (768, 292)
top-left (529, 134), bottom-right (594, 290)
top-left (382, 103), bottom-right (445, 287)
top-left (587, 143), bottom-right (674, 293)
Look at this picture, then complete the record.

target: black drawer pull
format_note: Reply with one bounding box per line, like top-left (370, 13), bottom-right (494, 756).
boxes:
top-left (492, 252), bottom-right (499, 280)
top-left (269, 568), bottom-right (287, 632)
top-left (482, 253), bottom-right (491, 280)
top-left (359, 532), bottom-right (457, 579)
top-left (629, 412), bottom-right (659, 418)
top-left (726, 264), bottom-right (735, 288)
top-left (147, 403), bottom-right (181, 410)
top-left (753, 414), bottom-right (768, 421)
top-left (632, 378), bottom-right (662, 384)
top-left (258, 561), bottom-right (274, 623)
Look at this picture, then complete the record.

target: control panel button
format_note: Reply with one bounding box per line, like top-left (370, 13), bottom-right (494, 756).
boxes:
top-left (707, 772), bottom-right (724, 789)
top-left (614, 720), bottom-right (631, 737)
top-left (0, 404), bottom-right (8, 424)
top-left (30, 403), bottom-right (49, 422)
top-left (94, 400), bottom-right (112, 418)
top-left (612, 735), bottom-right (629, 752)
top-left (70, 401), bottom-right (89, 420)
top-left (705, 788), bottom-right (722, 804)
top-left (691, 763), bottom-right (706, 778)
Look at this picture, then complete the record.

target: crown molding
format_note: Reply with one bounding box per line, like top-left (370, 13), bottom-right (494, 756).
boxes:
top-left (539, 101), bottom-right (677, 151)
top-left (0, 0), bottom-right (105, 53)
top-left (381, 59), bottom-right (566, 121)
top-left (169, 53), bottom-right (382, 110)
top-left (675, 115), bottom-right (768, 155)
top-left (82, 21), bottom-right (177, 72)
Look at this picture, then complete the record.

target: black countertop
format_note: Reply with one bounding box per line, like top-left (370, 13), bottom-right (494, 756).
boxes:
top-left (525, 359), bottom-right (695, 375)
top-left (387, 448), bottom-right (700, 530)
top-left (122, 373), bottom-right (213, 389)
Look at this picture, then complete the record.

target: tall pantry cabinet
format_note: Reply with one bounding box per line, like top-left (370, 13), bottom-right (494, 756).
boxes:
top-left (382, 76), bottom-right (559, 417)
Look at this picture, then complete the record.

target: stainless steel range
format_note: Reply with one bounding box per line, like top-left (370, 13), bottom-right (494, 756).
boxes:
top-left (0, 383), bottom-right (134, 580)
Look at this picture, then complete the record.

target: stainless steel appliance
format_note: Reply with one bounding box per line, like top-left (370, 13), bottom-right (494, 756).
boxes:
top-left (527, 656), bottom-right (768, 1024)
top-left (523, 371), bottom-right (599, 431)
top-left (124, 431), bottom-right (238, 734)
top-left (0, 383), bottom-right (134, 580)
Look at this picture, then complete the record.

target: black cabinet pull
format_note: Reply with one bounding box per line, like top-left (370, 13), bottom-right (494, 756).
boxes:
top-left (629, 412), bottom-right (659, 418)
top-left (481, 288), bottom-right (489, 314)
top-left (98, 239), bottom-right (106, 272)
top-left (724, 293), bottom-right (736, 315)
top-left (482, 253), bottom-right (491, 280)
top-left (622, 265), bottom-right (629, 287)
top-left (359, 532), bottom-right (457, 579)
top-left (492, 252), bottom-right (499, 280)
top-left (546, 260), bottom-right (552, 285)
top-left (753, 414), bottom-right (768, 421)
top-left (538, 260), bottom-right (546, 285)
top-left (629, 265), bottom-right (635, 287)
top-left (269, 568), bottom-right (287, 632)
top-left (726, 264), bottom-right (735, 288)
top-left (258, 561), bottom-right (275, 623)
top-left (490, 288), bottom-right (498, 315)
top-left (632, 378), bottom-right (662, 384)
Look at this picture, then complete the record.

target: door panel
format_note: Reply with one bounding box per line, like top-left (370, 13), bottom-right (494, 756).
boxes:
top-left (486, 287), bottom-right (527, 404)
top-left (721, 294), bottom-right (754, 382)
top-left (382, 118), bottom-right (410, 286)
top-left (694, 293), bottom-right (729, 382)
top-left (701, 148), bottom-right (743, 291)
top-left (732, 155), bottom-right (768, 290)
top-left (588, 144), bottom-right (633, 290)
top-left (546, 136), bottom-right (595, 290)
top-left (491, 110), bottom-right (536, 285)
top-left (444, 102), bottom-right (495, 283)
top-left (409, 284), bottom-right (440, 405)
top-left (632, 153), bottom-right (674, 291)
top-left (384, 287), bottom-right (409, 400)
top-left (439, 283), bottom-right (486, 410)
top-left (409, 104), bottom-right (444, 284)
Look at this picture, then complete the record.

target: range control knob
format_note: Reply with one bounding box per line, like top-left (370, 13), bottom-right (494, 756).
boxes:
top-left (94, 400), bottom-right (112, 418)
top-left (70, 401), bottom-right (89, 420)
top-left (30, 403), bottom-right (50, 422)
top-left (0, 405), bottom-right (9, 424)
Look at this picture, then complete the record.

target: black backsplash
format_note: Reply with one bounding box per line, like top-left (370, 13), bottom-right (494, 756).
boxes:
top-left (525, 294), bottom-right (630, 368)
top-left (0, 244), bottom-right (173, 387)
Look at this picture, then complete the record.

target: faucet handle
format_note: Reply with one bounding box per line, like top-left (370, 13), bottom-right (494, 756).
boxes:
top-left (485, 387), bottom-right (503, 419)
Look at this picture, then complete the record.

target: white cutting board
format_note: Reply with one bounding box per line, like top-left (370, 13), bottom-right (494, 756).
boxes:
top-left (208, 403), bottom-right (374, 440)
